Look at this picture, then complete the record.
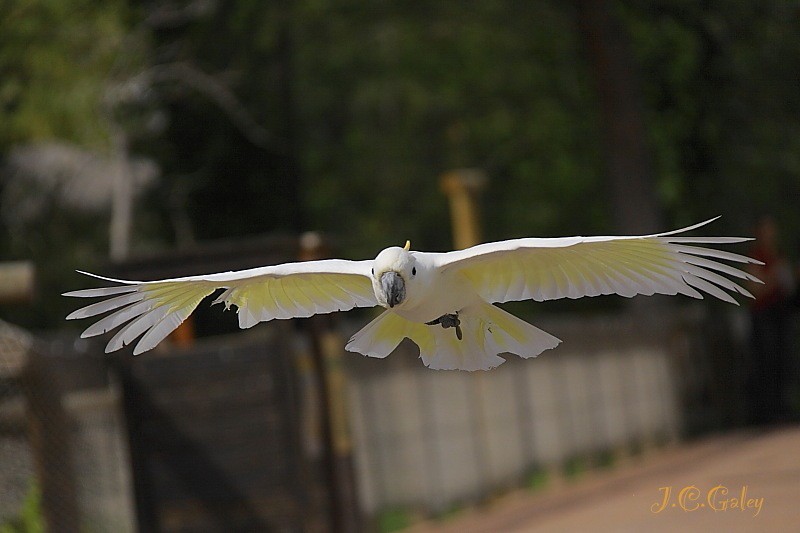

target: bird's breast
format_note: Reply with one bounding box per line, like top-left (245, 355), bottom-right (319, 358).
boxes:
top-left (395, 271), bottom-right (479, 324)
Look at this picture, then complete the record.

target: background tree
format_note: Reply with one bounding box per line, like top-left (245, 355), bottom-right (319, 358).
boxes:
top-left (2, 0), bottom-right (798, 329)
top-left (0, 0), bottom-right (148, 326)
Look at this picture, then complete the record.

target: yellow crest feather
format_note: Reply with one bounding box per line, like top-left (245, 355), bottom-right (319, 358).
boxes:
top-left (403, 240), bottom-right (411, 251)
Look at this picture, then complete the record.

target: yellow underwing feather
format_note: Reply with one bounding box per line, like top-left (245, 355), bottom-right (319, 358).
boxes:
top-left (438, 223), bottom-right (761, 305)
top-left (65, 260), bottom-right (375, 355)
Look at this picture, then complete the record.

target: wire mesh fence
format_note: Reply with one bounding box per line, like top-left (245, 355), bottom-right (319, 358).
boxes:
top-left (0, 304), bottom-right (754, 531)
top-left (0, 321), bottom-right (35, 528)
top-left (0, 318), bottom-right (336, 533)
top-left (0, 320), bottom-right (137, 532)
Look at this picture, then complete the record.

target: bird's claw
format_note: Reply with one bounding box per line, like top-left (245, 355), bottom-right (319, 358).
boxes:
top-left (426, 313), bottom-right (463, 340)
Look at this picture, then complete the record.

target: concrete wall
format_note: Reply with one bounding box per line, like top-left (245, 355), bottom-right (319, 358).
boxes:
top-left (344, 312), bottom-right (686, 516)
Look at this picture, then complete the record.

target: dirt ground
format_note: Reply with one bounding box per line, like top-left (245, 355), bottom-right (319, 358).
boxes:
top-left (409, 425), bottom-right (800, 533)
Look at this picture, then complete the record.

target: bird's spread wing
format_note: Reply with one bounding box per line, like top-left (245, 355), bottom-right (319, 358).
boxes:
top-left (433, 217), bottom-right (763, 305)
top-left (64, 259), bottom-right (376, 355)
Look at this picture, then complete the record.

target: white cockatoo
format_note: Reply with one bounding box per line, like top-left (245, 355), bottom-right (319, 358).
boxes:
top-left (65, 218), bottom-right (761, 370)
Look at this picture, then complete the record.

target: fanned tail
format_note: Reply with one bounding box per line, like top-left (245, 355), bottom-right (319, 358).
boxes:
top-left (345, 311), bottom-right (422, 358)
top-left (419, 302), bottom-right (561, 370)
top-left (345, 303), bottom-right (561, 371)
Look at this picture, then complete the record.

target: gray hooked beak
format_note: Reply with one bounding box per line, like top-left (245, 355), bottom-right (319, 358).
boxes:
top-left (380, 271), bottom-right (405, 308)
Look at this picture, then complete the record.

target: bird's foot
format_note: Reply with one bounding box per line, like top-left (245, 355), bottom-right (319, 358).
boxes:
top-left (426, 313), bottom-right (463, 340)
top-left (426, 313), bottom-right (459, 328)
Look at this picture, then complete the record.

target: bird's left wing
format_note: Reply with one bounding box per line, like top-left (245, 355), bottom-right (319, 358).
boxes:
top-left (432, 218), bottom-right (762, 305)
top-left (64, 259), bottom-right (376, 355)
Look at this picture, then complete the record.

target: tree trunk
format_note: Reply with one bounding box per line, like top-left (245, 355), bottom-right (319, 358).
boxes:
top-left (110, 126), bottom-right (133, 261)
top-left (576, 0), bottom-right (663, 234)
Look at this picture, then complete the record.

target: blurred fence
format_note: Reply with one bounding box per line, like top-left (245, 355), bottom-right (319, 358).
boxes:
top-left (342, 307), bottom-right (729, 517)
top-left (0, 321), bottom-right (35, 525)
top-left (114, 326), bottom-right (331, 532)
top-left (0, 320), bottom-right (335, 532)
top-left (1, 304), bottom-right (749, 531)
top-left (0, 320), bottom-right (137, 532)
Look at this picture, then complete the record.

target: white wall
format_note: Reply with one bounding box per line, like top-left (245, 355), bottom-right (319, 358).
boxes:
top-left (343, 312), bottom-right (685, 516)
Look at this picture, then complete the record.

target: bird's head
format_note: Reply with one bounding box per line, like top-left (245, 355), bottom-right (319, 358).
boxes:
top-left (371, 241), bottom-right (420, 309)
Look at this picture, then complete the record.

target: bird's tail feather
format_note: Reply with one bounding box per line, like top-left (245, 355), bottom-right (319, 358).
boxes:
top-left (345, 303), bottom-right (561, 371)
top-left (345, 310), bottom-right (422, 358)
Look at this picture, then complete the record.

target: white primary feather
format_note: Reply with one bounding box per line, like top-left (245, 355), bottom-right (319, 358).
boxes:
top-left (65, 260), bottom-right (375, 355)
top-left (431, 217), bottom-right (762, 306)
top-left (65, 218), bottom-right (762, 369)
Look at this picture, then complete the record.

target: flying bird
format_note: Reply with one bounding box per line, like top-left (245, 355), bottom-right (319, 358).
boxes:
top-left (65, 218), bottom-right (761, 370)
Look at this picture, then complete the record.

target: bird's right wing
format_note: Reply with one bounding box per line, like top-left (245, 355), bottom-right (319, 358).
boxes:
top-left (432, 218), bottom-right (763, 305)
top-left (64, 259), bottom-right (376, 355)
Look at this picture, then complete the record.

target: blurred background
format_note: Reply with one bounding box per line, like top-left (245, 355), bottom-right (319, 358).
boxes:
top-left (1, 0), bottom-right (798, 531)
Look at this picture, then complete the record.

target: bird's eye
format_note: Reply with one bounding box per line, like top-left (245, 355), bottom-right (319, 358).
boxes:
top-left (412, 267), bottom-right (416, 276)
top-left (371, 268), bottom-right (374, 275)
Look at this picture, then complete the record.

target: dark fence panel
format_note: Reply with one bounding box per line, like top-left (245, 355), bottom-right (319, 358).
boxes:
top-left (115, 329), bottom-right (327, 533)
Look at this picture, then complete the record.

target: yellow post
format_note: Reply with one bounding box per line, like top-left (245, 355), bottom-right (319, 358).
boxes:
top-left (440, 169), bottom-right (487, 249)
top-left (440, 168), bottom-right (495, 488)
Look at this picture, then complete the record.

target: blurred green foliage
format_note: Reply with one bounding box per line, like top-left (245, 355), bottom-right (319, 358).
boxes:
top-left (526, 467), bottom-right (549, 491)
top-left (0, 0), bottom-right (147, 327)
top-left (294, 2), bottom-right (605, 254)
top-left (562, 455), bottom-right (589, 480)
top-left (0, 482), bottom-right (43, 533)
top-left (1, 0), bottom-right (798, 329)
top-left (0, 0), bottom-right (141, 148)
top-left (621, 1), bottom-right (800, 232)
top-left (375, 506), bottom-right (413, 533)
